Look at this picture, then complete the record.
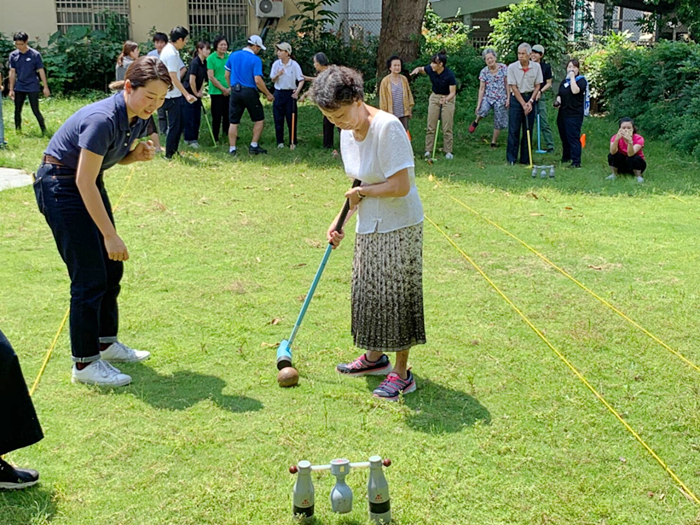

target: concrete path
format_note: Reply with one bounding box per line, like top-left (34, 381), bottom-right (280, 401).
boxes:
top-left (0, 167), bottom-right (33, 191)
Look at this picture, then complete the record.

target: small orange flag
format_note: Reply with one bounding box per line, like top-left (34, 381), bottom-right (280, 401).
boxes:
top-left (407, 130), bottom-right (412, 141)
top-left (580, 133), bottom-right (587, 148)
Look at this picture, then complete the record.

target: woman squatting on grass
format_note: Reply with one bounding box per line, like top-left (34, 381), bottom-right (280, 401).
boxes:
top-left (310, 66), bottom-right (426, 401)
top-left (33, 56), bottom-right (172, 387)
top-left (607, 117), bottom-right (647, 183)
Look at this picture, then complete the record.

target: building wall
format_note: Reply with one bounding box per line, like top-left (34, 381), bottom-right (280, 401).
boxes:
top-left (0, 0), bottom-right (303, 47)
top-left (0, 0), bottom-right (57, 45)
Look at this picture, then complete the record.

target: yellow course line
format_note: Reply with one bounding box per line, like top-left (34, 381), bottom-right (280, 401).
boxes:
top-left (29, 167), bottom-right (136, 396)
top-left (429, 176), bottom-right (700, 375)
top-left (425, 214), bottom-right (700, 505)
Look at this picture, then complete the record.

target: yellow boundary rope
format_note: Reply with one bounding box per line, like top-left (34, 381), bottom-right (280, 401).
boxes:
top-left (29, 167), bottom-right (135, 396)
top-left (430, 177), bottom-right (700, 375)
top-left (425, 214), bottom-right (700, 505)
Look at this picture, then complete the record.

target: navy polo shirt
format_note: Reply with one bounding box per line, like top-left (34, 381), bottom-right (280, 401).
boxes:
top-left (424, 65), bottom-right (456, 95)
top-left (45, 92), bottom-right (149, 172)
top-left (9, 48), bottom-right (44, 92)
top-left (225, 48), bottom-right (263, 89)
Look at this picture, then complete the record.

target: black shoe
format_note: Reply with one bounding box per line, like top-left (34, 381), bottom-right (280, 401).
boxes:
top-left (0, 459), bottom-right (39, 490)
top-left (490, 143), bottom-right (498, 148)
top-left (545, 148), bottom-right (554, 153)
top-left (249, 145), bottom-right (267, 155)
top-left (229, 149), bottom-right (238, 157)
top-left (566, 162), bottom-right (581, 169)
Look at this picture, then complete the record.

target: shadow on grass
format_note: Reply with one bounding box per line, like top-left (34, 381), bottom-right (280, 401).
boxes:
top-left (0, 484), bottom-right (58, 524)
top-left (365, 374), bottom-right (490, 433)
top-left (109, 364), bottom-right (263, 413)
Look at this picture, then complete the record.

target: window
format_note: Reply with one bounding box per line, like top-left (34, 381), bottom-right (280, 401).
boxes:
top-left (55, 0), bottom-right (130, 35)
top-left (188, 0), bottom-right (248, 43)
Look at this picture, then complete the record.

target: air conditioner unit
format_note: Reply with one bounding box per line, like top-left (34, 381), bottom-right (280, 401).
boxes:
top-left (256, 0), bottom-right (284, 18)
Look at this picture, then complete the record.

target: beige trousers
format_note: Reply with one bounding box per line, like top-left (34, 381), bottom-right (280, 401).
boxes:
top-left (425, 93), bottom-right (455, 154)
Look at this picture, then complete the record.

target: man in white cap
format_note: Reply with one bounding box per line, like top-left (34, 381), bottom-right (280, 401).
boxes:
top-left (224, 35), bottom-right (275, 156)
top-left (531, 44), bottom-right (555, 153)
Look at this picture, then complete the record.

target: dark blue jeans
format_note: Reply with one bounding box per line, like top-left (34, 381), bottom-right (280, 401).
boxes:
top-left (33, 163), bottom-right (122, 362)
top-left (183, 98), bottom-right (202, 142)
top-left (163, 97), bottom-right (185, 158)
top-left (273, 89), bottom-right (297, 145)
top-left (507, 93), bottom-right (536, 164)
top-left (557, 113), bottom-right (584, 166)
top-left (0, 329), bottom-right (43, 456)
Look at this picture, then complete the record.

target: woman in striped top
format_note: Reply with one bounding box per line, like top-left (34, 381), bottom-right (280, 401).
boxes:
top-left (379, 55), bottom-right (414, 132)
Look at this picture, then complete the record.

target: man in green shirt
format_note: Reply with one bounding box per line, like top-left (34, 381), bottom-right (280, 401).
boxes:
top-left (207, 36), bottom-right (231, 143)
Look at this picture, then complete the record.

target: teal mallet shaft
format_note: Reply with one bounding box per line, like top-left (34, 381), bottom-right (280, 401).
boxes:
top-left (276, 179), bottom-right (361, 370)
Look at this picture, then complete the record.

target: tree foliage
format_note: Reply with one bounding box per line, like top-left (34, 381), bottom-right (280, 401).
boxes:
top-left (489, 0), bottom-right (568, 65)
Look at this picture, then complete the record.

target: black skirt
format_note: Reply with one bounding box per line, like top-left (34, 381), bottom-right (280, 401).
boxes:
top-left (351, 222), bottom-right (427, 352)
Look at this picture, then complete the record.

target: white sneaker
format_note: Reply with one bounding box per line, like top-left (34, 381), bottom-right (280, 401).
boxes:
top-left (188, 141), bottom-right (200, 149)
top-left (277, 143), bottom-right (285, 148)
top-left (605, 174), bottom-right (616, 180)
top-left (72, 360), bottom-right (132, 387)
top-left (424, 151), bottom-right (431, 158)
top-left (289, 144), bottom-right (296, 151)
top-left (636, 175), bottom-right (644, 183)
top-left (445, 153), bottom-right (454, 160)
top-left (100, 341), bottom-right (150, 363)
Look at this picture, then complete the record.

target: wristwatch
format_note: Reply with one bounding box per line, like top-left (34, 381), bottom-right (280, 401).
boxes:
top-left (357, 189), bottom-right (366, 200)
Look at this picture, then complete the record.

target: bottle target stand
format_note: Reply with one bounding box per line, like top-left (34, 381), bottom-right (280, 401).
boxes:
top-left (289, 456), bottom-right (392, 523)
top-left (531, 164), bottom-right (556, 179)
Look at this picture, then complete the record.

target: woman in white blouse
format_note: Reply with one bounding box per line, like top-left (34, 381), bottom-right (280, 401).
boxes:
top-left (309, 65), bottom-right (425, 401)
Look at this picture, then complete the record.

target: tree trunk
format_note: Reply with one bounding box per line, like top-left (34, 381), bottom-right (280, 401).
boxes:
top-left (377, 0), bottom-right (429, 77)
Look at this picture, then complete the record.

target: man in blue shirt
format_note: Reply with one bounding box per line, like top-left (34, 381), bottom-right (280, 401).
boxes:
top-left (224, 35), bottom-right (274, 155)
top-left (8, 32), bottom-right (50, 135)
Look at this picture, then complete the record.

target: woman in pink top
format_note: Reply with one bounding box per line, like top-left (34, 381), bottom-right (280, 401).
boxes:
top-left (607, 117), bottom-right (646, 183)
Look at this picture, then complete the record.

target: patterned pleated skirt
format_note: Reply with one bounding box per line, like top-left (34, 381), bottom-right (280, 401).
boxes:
top-left (351, 222), bottom-right (426, 352)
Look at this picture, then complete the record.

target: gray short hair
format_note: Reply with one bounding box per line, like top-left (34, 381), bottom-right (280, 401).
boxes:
top-left (518, 43), bottom-right (532, 54)
top-left (482, 48), bottom-right (497, 59)
top-left (309, 65), bottom-right (364, 111)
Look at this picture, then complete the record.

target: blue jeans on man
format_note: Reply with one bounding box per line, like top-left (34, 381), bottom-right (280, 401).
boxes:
top-left (507, 93), bottom-right (536, 164)
top-left (33, 164), bottom-right (122, 362)
top-left (163, 97), bottom-right (185, 158)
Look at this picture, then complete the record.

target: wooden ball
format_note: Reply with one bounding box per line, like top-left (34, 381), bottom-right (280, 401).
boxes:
top-left (277, 366), bottom-right (299, 388)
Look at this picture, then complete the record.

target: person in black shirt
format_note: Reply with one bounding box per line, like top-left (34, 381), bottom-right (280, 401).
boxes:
top-left (554, 58), bottom-right (587, 168)
top-left (531, 45), bottom-right (554, 153)
top-left (183, 41), bottom-right (211, 148)
top-left (411, 51), bottom-right (457, 160)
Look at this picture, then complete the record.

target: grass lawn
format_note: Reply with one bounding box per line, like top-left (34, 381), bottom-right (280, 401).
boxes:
top-left (1, 94), bottom-right (700, 524)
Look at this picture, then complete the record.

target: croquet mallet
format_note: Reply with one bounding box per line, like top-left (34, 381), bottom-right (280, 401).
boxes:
top-left (427, 103), bottom-right (443, 165)
top-left (276, 179), bottom-right (362, 370)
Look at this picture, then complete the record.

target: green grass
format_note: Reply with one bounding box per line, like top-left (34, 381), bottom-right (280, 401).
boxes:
top-left (2, 94), bottom-right (700, 524)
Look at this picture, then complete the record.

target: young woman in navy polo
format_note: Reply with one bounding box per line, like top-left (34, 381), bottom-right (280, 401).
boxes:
top-left (33, 56), bottom-right (172, 387)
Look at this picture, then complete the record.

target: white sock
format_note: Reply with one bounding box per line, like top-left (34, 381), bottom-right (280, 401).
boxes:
top-left (250, 142), bottom-right (258, 148)
top-left (229, 146), bottom-right (236, 153)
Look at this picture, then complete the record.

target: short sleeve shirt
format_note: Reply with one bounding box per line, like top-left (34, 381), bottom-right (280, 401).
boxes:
top-left (225, 48), bottom-right (263, 89)
top-left (183, 56), bottom-right (208, 96)
top-left (478, 64), bottom-right (508, 106)
top-left (146, 49), bottom-right (160, 57)
top-left (423, 65), bottom-right (456, 95)
top-left (44, 92), bottom-right (150, 172)
top-left (611, 133), bottom-right (645, 159)
top-left (340, 111), bottom-right (423, 234)
top-left (160, 43), bottom-right (184, 98)
top-left (540, 61), bottom-right (553, 88)
top-left (9, 48), bottom-right (44, 92)
top-left (270, 59), bottom-right (304, 90)
top-left (207, 52), bottom-right (230, 95)
top-left (558, 76), bottom-right (587, 118)
top-left (507, 61), bottom-right (543, 94)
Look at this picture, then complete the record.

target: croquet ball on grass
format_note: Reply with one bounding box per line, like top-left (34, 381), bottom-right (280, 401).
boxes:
top-left (277, 366), bottom-right (299, 388)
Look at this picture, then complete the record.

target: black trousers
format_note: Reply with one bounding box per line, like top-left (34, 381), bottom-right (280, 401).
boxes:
top-left (14, 91), bottom-right (46, 131)
top-left (608, 152), bottom-right (646, 174)
top-left (323, 116), bottom-right (340, 149)
top-left (163, 97), bottom-right (185, 158)
top-left (557, 114), bottom-right (584, 166)
top-left (506, 93), bottom-right (536, 164)
top-left (210, 94), bottom-right (230, 142)
top-left (273, 90), bottom-right (297, 145)
top-left (0, 329), bottom-right (44, 456)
